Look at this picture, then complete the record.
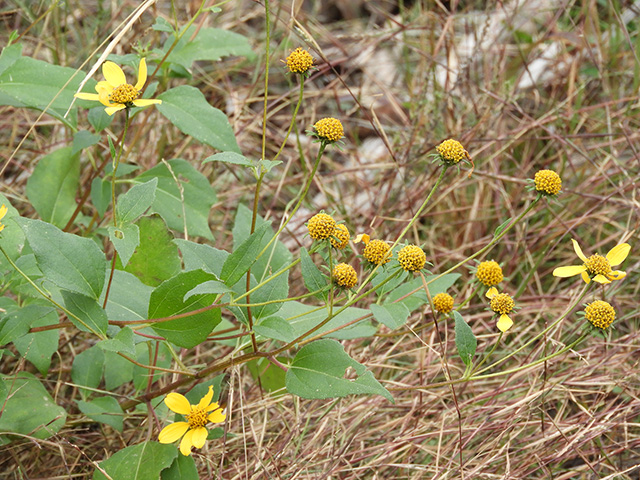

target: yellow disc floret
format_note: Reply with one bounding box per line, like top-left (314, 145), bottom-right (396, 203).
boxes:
top-left (330, 224), bottom-right (350, 249)
top-left (433, 293), bottom-right (454, 314)
top-left (332, 263), bottom-right (357, 289)
top-left (363, 239), bottom-right (392, 266)
top-left (584, 300), bottom-right (615, 330)
top-left (307, 213), bottom-right (336, 240)
top-left (436, 139), bottom-right (468, 164)
top-left (476, 260), bottom-right (503, 287)
top-left (314, 117), bottom-right (344, 143)
top-left (489, 292), bottom-right (514, 315)
top-left (285, 47), bottom-right (314, 74)
top-left (398, 245), bottom-right (426, 272)
top-left (109, 83), bottom-right (139, 104)
top-left (534, 169), bottom-right (562, 196)
top-left (584, 254), bottom-right (612, 277)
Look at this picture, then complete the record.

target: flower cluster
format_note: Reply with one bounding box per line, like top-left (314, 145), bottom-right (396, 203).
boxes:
top-left (553, 239), bottom-right (630, 284)
top-left (330, 224), bottom-right (350, 249)
top-left (285, 47), bottom-right (314, 75)
top-left (313, 117), bottom-right (344, 143)
top-left (584, 300), bottom-right (616, 330)
top-left (332, 263), bottom-right (358, 289)
top-left (397, 245), bottom-right (426, 272)
top-left (433, 293), bottom-right (454, 314)
top-left (363, 239), bottom-right (392, 266)
top-left (486, 287), bottom-right (515, 332)
top-left (436, 139), bottom-right (469, 165)
top-left (475, 260), bottom-right (503, 287)
top-left (307, 213), bottom-right (337, 240)
top-left (534, 169), bottom-right (562, 196)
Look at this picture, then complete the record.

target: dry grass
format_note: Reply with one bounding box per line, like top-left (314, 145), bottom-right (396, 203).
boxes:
top-left (1, 0), bottom-right (639, 478)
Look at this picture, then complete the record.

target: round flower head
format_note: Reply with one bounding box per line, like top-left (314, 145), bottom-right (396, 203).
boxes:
top-left (433, 292), bottom-right (454, 314)
top-left (363, 239), bottom-right (392, 266)
top-left (0, 204), bottom-right (7, 232)
top-left (584, 300), bottom-right (616, 330)
top-left (158, 386), bottom-right (226, 456)
top-left (476, 260), bottom-right (503, 287)
top-left (313, 117), bottom-right (344, 143)
top-left (436, 139), bottom-right (469, 165)
top-left (332, 263), bottom-right (357, 289)
top-left (330, 224), bottom-right (350, 249)
top-left (553, 239), bottom-right (631, 284)
top-left (74, 58), bottom-right (162, 116)
top-left (285, 47), bottom-right (314, 75)
top-left (534, 169), bottom-right (562, 196)
top-left (486, 287), bottom-right (514, 332)
top-left (307, 213), bottom-right (337, 240)
top-left (398, 245), bottom-right (427, 272)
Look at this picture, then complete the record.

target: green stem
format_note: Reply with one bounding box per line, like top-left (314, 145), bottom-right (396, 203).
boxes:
top-left (111, 110), bottom-right (130, 227)
top-left (272, 81), bottom-right (305, 164)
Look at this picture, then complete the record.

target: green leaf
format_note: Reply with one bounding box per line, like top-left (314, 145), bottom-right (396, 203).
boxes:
top-left (494, 217), bottom-right (512, 237)
top-left (0, 196), bottom-right (25, 277)
top-left (161, 454), bottom-right (198, 480)
top-left (221, 222), bottom-right (270, 287)
top-left (88, 106), bottom-right (113, 132)
top-left (300, 247), bottom-right (328, 301)
top-left (369, 303), bottom-right (410, 330)
top-left (98, 327), bottom-right (135, 356)
top-left (72, 130), bottom-right (101, 155)
top-left (117, 178), bottom-right (158, 224)
top-left (183, 279), bottom-right (232, 301)
top-left (165, 26), bottom-right (254, 70)
top-left (246, 357), bottom-right (287, 394)
top-left (25, 147), bottom-right (80, 228)
top-left (286, 339), bottom-right (393, 401)
top-left (93, 441), bottom-right (177, 480)
top-left (133, 159), bottom-right (217, 239)
top-left (152, 17), bottom-right (175, 33)
top-left (101, 269), bottom-right (152, 322)
top-left (109, 223), bottom-right (140, 267)
top-left (91, 177), bottom-right (112, 217)
top-left (254, 316), bottom-right (296, 343)
top-left (104, 351), bottom-right (134, 390)
top-left (62, 291), bottom-right (108, 335)
top-left (258, 159), bottom-right (282, 174)
top-left (0, 372), bottom-right (67, 445)
top-left (175, 239), bottom-right (229, 276)
top-left (251, 270), bottom-right (289, 320)
top-left (12, 306), bottom-right (59, 374)
top-left (19, 218), bottom-right (106, 299)
top-left (0, 306), bottom-right (30, 345)
top-left (149, 270), bottom-right (222, 348)
top-left (453, 311), bottom-right (476, 367)
top-left (71, 346), bottom-right (105, 397)
top-left (118, 215), bottom-right (181, 287)
top-left (77, 396), bottom-right (124, 432)
top-left (202, 151), bottom-right (252, 167)
top-left (157, 86), bottom-right (240, 153)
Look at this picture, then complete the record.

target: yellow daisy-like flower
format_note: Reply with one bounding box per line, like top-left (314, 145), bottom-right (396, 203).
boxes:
top-left (285, 47), bottom-right (314, 74)
top-left (534, 169), bottom-right (562, 196)
top-left (158, 386), bottom-right (226, 456)
top-left (397, 245), bottom-right (427, 272)
top-left (363, 239), bottom-right (392, 266)
top-left (332, 263), bottom-right (357, 289)
top-left (476, 260), bottom-right (503, 287)
top-left (74, 58), bottom-right (161, 116)
top-left (486, 287), bottom-right (514, 332)
top-left (552, 239), bottom-right (630, 284)
top-left (436, 139), bottom-right (469, 165)
top-left (313, 117), bottom-right (344, 143)
top-left (0, 204), bottom-right (7, 232)
top-left (307, 213), bottom-right (337, 240)
top-left (432, 292), bottom-right (454, 314)
top-left (584, 300), bottom-right (616, 330)
top-left (330, 224), bottom-right (350, 249)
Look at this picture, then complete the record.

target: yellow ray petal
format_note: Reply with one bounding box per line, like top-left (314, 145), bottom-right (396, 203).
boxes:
top-left (208, 409), bottom-right (226, 423)
top-left (354, 234), bottom-right (370, 244)
top-left (132, 98), bottom-right (162, 107)
top-left (485, 287), bottom-right (498, 299)
top-left (206, 401), bottom-right (221, 412)
top-left (581, 271), bottom-right (591, 284)
top-left (158, 421), bottom-right (189, 443)
top-left (74, 92), bottom-right (100, 101)
top-left (105, 105), bottom-right (126, 116)
top-left (592, 274), bottom-right (611, 284)
top-left (102, 61), bottom-right (127, 88)
top-left (180, 429), bottom-right (195, 456)
top-left (606, 243), bottom-right (630, 266)
top-left (497, 314), bottom-right (513, 333)
top-left (0, 225), bottom-right (5, 232)
top-left (609, 270), bottom-right (626, 280)
top-left (553, 265), bottom-right (586, 277)
top-left (190, 427), bottom-right (208, 449)
top-left (571, 239), bottom-right (588, 262)
top-left (134, 58), bottom-right (148, 91)
top-left (95, 81), bottom-right (113, 93)
top-left (0, 204), bottom-right (8, 221)
top-left (198, 386), bottom-right (214, 410)
top-left (164, 392), bottom-right (192, 415)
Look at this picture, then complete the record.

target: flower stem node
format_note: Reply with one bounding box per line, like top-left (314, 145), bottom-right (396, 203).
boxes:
top-left (312, 117), bottom-right (344, 144)
top-left (475, 260), bottom-right (503, 287)
top-left (486, 287), bottom-right (514, 332)
top-left (285, 47), bottom-right (314, 75)
top-left (534, 169), bottom-right (562, 196)
top-left (398, 245), bottom-right (427, 272)
top-left (332, 263), bottom-right (358, 289)
top-left (584, 300), bottom-right (616, 330)
top-left (363, 239), bottom-right (392, 266)
top-left (330, 224), bottom-right (350, 249)
top-left (433, 293), bottom-right (454, 314)
top-left (307, 213), bottom-right (337, 240)
top-left (553, 239), bottom-right (631, 284)
top-left (158, 386), bottom-right (226, 456)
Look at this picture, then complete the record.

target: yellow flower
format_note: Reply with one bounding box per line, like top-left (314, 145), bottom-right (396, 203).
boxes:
top-left (158, 386), bottom-right (226, 456)
top-left (397, 245), bottom-right (426, 272)
top-left (307, 213), bottom-right (337, 240)
top-left (363, 239), bottom-right (392, 266)
top-left (0, 204), bottom-right (7, 232)
top-left (552, 239), bottom-right (630, 284)
top-left (330, 224), bottom-right (350, 249)
top-left (534, 169), bottom-right (562, 196)
top-left (433, 292), bottom-right (454, 314)
top-left (584, 300), bottom-right (616, 330)
top-left (486, 287), bottom-right (514, 332)
top-left (436, 139), bottom-right (468, 165)
top-left (475, 260), bottom-right (503, 287)
top-left (313, 117), bottom-right (344, 143)
top-left (332, 263), bottom-right (357, 289)
top-left (74, 58), bottom-right (161, 116)
top-left (285, 47), bottom-right (314, 74)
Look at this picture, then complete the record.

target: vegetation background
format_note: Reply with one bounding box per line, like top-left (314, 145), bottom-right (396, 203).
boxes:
top-left (1, 0), bottom-right (639, 478)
